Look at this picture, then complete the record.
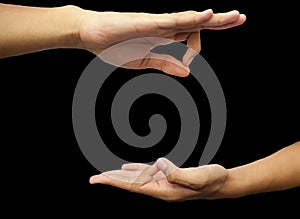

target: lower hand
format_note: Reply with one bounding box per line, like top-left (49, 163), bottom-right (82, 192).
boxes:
top-left (89, 158), bottom-right (228, 201)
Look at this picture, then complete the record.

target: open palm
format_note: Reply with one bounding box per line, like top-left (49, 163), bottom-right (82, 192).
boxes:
top-left (90, 158), bottom-right (228, 201)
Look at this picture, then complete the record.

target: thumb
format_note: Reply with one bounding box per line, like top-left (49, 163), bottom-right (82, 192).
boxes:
top-left (123, 52), bottom-right (190, 77)
top-left (156, 157), bottom-right (186, 185)
top-left (156, 157), bottom-right (178, 176)
top-left (156, 158), bottom-right (197, 188)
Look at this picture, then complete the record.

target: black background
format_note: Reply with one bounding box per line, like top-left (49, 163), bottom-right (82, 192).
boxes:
top-left (1, 0), bottom-right (299, 217)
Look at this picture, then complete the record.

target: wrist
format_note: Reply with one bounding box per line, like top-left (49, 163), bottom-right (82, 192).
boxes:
top-left (215, 161), bottom-right (273, 199)
top-left (50, 5), bottom-right (85, 49)
top-left (215, 168), bottom-right (242, 198)
top-left (201, 168), bottom-right (237, 199)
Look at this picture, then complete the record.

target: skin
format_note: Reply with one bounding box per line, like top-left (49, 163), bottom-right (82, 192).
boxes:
top-left (90, 141), bottom-right (300, 201)
top-left (4, 3), bottom-right (298, 202)
top-left (0, 3), bottom-right (246, 76)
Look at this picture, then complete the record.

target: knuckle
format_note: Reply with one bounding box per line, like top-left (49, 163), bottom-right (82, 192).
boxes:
top-left (166, 169), bottom-right (181, 183)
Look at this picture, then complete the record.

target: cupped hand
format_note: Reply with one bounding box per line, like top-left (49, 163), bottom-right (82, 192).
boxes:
top-left (76, 9), bottom-right (246, 76)
top-left (89, 158), bottom-right (228, 201)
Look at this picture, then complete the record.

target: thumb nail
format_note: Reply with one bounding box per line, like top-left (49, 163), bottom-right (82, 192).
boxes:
top-left (157, 158), bottom-right (167, 172)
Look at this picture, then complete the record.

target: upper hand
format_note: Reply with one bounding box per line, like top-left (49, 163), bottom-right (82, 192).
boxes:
top-left (76, 9), bottom-right (246, 76)
top-left (89, 158), bottom-right (228, 201)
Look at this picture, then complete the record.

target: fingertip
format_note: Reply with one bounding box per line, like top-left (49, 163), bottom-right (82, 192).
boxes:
top-left (230, 10), bottom-right (240, 15)
top-left (163, 65), bottom-right (190, 77)
top-left (180, 70), bottom-right (190, 77)
top-left (202, 8), bottom-right (213, 15)
top-left (175, 64), bottom-right (191, 77)
top-left (198, 9), bottom-right (213, 21)
top-left (89, 174), bottom-right (105, 184)
top-left (156, 158), bottom-right (179, 181)
top-left (240, 14), bottom-right (247, 23)
top-left (89, 175), bottom-right (97, 184)
top-left (121, 163), bottom-right (133, 170)
top-left (226, 10), bottom-right (240, 21)
top-left (176, 67), bottom-right (190, 77)
top-left (146, 53), bottom-right (190, 77)
top-left (157, 157), bottom-right (168, 172)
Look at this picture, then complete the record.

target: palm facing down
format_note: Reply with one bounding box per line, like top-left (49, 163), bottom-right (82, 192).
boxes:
top-left (78, 10), bottom-right (246, 76)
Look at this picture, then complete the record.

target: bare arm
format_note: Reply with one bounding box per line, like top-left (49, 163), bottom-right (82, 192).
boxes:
top-left (218, 141), bottom-right (300, 198)
top-left (90, 141), bottom-right (300, 201)
top-left (0, 3), bottom-right (81, 58)
top-left (0, 3), bottom-right (245, 76)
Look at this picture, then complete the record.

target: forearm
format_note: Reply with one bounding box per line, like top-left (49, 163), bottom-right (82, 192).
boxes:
top-left (0, 4), bottom-right (83, 58)
top-left (218, 141), bottom-right (300, 198)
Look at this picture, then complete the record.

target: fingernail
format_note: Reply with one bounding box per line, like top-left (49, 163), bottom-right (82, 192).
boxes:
top-left (157, 158), bottom-right (167, 172)
top-left (202, 9), bottom-right (213, 14)
top-left (230, 10), bottom-right (239, 14)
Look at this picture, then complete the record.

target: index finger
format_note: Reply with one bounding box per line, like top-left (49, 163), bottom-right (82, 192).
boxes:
top-left (152, 9), bottom-right (213, 30)
top-left (122, 163), bottom-right (150, 171)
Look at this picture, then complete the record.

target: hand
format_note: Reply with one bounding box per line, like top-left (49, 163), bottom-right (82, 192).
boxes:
top-left (76, 9), bottom-right (246, 76)
top-left (89, 158), bottom-right (228, 201)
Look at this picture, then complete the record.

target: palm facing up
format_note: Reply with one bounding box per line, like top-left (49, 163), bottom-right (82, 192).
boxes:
top-left (90, 158), bottom-right (228, 201)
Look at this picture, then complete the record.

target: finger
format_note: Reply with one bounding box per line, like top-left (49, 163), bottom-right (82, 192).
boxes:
top-left (201, 10), bottom-right (241, 27)
top-left (161, 14), bottom-right (245, 34)
top-left (130, 9), bottom-right (213, 38)
top-left (89, 173), bottom-right (135, 191)
top-left (90, 170), bottom-right (134, 184)
top-left (158, 159), bottom-right (213, 190)
top-left (161, 14), bottom-right (245, 38)
top-left (153, 9), bottom-right (213, 30)
top-left (165, 10), bottom-right (242, 32)
top-left (123, 163), bottom-right (166, 181)
top-left (156, 157), bottom-right (179, 176)
top-left (156, 157), bottom-right (201, 189)
top-left (152, 171), bottom-right (166, 181)
top-left (123, 52), bottom-right (190, 77)
top-left (202, 14), bottom-right (246, 30)
top-left (187, 32), bottom-right (200, 53)
top-left (121, 163), bottom-right (165, 181)
top-left (91, 170), bottom-right (142, 183)
top-left (98, 37), bottom-right (176, 67)
top-left (182, 47), bottom-right (199, 67)
top-left (122, 163), bottom-right (150, 171)
top-left (171, 32), bottom-right (192, 42)
top-left (182, 32), bottom-right (200, 66)
top-left (133, 163), bottom-right (160, 184)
